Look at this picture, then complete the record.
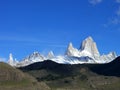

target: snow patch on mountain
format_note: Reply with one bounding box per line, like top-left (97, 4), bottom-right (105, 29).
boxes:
top-left (65, 36), bottom-right (116, 63)
top-left (7, 36), bottom-right (117, 67)
top-left (66, 36), bottom-right (100, 58)
top-left (16, 52), bottom-right (45, 67)
top-left (8, 53), bottom-right (18, 66)
top-left (47, 51), bottom-right (54, 59)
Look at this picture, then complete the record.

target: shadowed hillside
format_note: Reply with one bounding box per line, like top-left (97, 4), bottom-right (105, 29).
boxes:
top-left (90, 56), bottom-right (120, 77)
top-left (0, 62), bottom-right (50, 90)
top-left (19, 56), bottom-right (120, 90)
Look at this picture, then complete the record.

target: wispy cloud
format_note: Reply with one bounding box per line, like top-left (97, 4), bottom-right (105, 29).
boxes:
top-left (112, 18), bottom-right (120, 24)
top-left (110, 6), bottom-right (120, 25)
top-left (116, 6), bottom-right (120, 16)
top-left (103, 1), bottom-right (120, 27)
top-left (0, 36), bottom-right (40, 43)
top-left (103, 17), bottom-right (120, 28)
top-left (0, 36), bottom-right (56, 46)
top-left (0, 35), bottom-right (67, 48)
top-left (88, 0), bottom-right (102, 5)
top-left (88, 0), bottom-right (120, 26)
top-left (116, 0), bottom-right (120, 3)
top-left (106, 6), bottom-right (120, 26)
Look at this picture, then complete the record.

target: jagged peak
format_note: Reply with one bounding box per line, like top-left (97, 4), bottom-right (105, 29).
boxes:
top-left (85, 36), bottom-right (93, 41)
top-left (79, 36), bottom-right (100, 57)
top-left (29, 51), bottom-right (44, 58)
top-left (108, 52), bottom-right (117, 58)
top-left (10, 36), bottom-right (117, 67)
top-left (80, 36), bottom-right (95, 48)
top-left (28, 51), bottom-right (44, 58)
top-left (33, 51), bottom-right (40, 55)
top-left (81, 37), bottom-right (94, 48)
top-left (65, 42), bottom-right (79, 56)
top-left (47, 51), bottom-right (54, 58)
top-left (8, 53), bottom-right (18, 66)
top-left (48, 51), bottom-right (54, 55)
top-left (68, 42), bottom-right (73, 48)
top-left (9, 53), bottom-right (13, 61)
top-left (67, 42), bottom-right (78, 51)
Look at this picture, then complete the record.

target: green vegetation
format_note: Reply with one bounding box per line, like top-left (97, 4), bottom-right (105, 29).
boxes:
top-left (1, 57), bottom-right (120, 90)
top-left (19, 59), bottom-right (120, 90)
top-left (0, 62), bottom-right (50, 90)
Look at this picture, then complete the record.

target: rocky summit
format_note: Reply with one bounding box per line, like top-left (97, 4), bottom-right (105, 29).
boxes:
top-left (8, 36), bottom-right (117, 67)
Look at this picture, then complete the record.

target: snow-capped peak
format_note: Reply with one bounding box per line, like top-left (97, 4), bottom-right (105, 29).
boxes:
top-left (47, 51), bottom-right (54, 59)
top-left (8, 53), bottom-right (18, 66)
top-left (8, 53), bottom-right (14, 65)
top-left (9, 53), bottom-right (13, 61)
top-left (65, 42), bottom-right (79, 57)
top-left (67, 42), bottom-right (74, 51)
top-left (65, 36), bottom-right (116, 63)
top-left (65, 36), bottom-right (100, 58)
top-left (68, 42), bottom-right (73, 48)
top-left (80, 36), bottom-right (94, 51)
top-left (8, 36), bottom-right (117, 67)
top-left (25, 52), bottom-right (45, 62)
top-left (80, 36), bottom-right (100, 57)
top-left (15, 52), bottom-right (45, 67)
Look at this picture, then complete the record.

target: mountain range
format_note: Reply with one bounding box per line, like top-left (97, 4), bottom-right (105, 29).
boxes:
top-left (1, 55), bottom-right (120, 90)
top-left (8, 36), bottom-right (117, 67)
top-left (19, 56), bottom-right (120, 90)
top-left (0, 36), bottom-right (120, 90)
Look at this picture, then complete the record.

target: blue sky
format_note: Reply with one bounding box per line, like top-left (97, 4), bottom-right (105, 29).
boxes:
top-left (0, 0), bottom-right (120, 61)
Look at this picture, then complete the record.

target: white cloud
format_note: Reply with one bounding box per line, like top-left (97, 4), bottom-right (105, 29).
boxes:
top-left (116, 6), bottom-right (120, 16)
top-left (88, 0), bottom-right (120, 26)
top-left (111, 18), bottom-right (120, 24)
top-left (108, 6), bottom-right (120, 25)
top-left (104, 3), bottom-right (120, 26)
top-left (103, 17), bottom-right (120, 28)
top-left (88, 0), bottom-right (102, 5)
top-left (116, 0), bottom-right (120, 3)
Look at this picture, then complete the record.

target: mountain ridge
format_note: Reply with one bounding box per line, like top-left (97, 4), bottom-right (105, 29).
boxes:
top-left (8, 36), bottom-right (117, 67)
top-left (20, 56), bottom-right (120, 77)
top-left (19, 56), bottom-right (120, 90)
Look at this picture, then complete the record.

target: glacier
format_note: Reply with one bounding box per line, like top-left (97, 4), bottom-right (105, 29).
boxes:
top-left (7, 36), bottom-right (117, 67)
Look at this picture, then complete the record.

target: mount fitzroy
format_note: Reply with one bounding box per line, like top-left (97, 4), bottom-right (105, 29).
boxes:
top-left (8, 36), bottom-right (117, 67)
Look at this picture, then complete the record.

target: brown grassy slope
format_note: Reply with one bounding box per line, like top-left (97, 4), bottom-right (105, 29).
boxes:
top-left (19, 57), bottom-right (120, 90)
top-left (0, 62), bottom-right (50, 90)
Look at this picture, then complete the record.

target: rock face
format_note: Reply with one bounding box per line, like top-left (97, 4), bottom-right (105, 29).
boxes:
top-left (65, 37), bottom-right (100, 58)
top-left (65, 42), bottom-right (79, 57)
top-left (8, 53), bottom-right (18, 66)
top-left (16, 52), bottom-right (45, 67)
top-left (8, 53), bottom-right (14, 65)
top-left (24, 52), bottom-right (44, 62)
top-left (80, 36), bottom-right (100, 57)
top-left (65, 36), bottom-right (116, 63)
top-left (47, 51), bottom-right (54, 59)
top-left (8, 36), bottom-right (117, 67)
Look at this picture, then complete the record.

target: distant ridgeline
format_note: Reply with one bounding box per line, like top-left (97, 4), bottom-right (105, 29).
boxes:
top-left (7, 36), bottom-right (116, 67)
